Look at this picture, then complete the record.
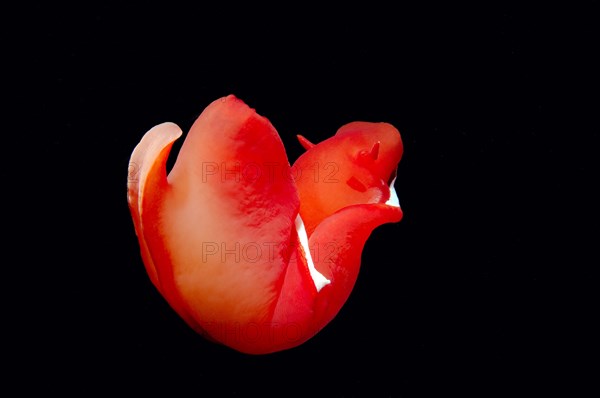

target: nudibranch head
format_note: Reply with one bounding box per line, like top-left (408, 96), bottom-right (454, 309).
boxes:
top-left (292, 121), bottom-right (403, 235)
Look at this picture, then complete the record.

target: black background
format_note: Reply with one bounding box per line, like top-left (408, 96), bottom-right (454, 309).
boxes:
top-left (8, 2), bottom-right (598, 396)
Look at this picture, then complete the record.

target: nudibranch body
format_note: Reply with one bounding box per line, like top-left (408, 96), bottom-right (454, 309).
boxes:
top-left (127, 95), bottom-right (403, 354)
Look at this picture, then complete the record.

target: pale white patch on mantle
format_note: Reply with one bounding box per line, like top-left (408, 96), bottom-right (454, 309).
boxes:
top-left (295, 215), bottom-right (330, 292)
top-left (385, 177), bottom-right (400, 208)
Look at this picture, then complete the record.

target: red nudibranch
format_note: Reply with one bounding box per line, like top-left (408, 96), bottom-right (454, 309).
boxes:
top-left (127, 95), bottom-right (403, 354)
